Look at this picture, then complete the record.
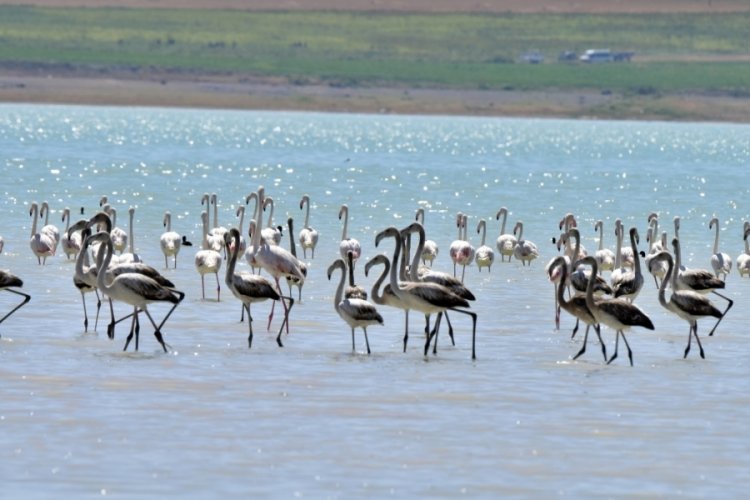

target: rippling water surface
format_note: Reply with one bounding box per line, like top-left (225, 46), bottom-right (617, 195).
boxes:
top-left (1, 104), bottom-right (750, 497)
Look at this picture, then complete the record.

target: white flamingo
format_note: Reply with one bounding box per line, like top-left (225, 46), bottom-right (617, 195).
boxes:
top-left (194, 210), bottom-right (222, 301)
top-left (449, 213), bottom-right (474, 281)
top-left (611, 227), bottom-right (644, 303)
top-left (338, 204), bottom-right (361, 264)
top-left (201, 193), bottom-right (226, 256)
top-left (647, 213), bottom-right (665, 254)
top-left (495, 207), bottom-right (517, 263)
top-left (298, 194), bottom-right (319, 259)
top-left (327, 258), bottom-right (383, 355)
top-left (474, 219), bottom-right (495, 272)
top-left (117, 207), bottom-right (142, 264)
top-left (29, 202), bottom-right (56, 265)
top-left (39, 201), bottom-right (60, 251)
top-left (512, 221), bottom-right (539, 266)
top-left (90, 231), bottom-right (184, 352)
top-left (232, 205), bottom-right (247, 255)
top-left (737, 223), bottom-right (750, 278)
top-left (654, 251), bottom-right (721, 359)
top-left (224, 228), bottom-right (293, 348)
top-left (593, 220), bottom-right (615, 272)
top-left (415, 208), bottom-right (438, 266)
top-left (261, 196), bottom-right (282, 246)
top-left (643, 226), bottom-right (669, 288)
top-left (709, 216), bottom-right (732, 280)
top-left (249, 187), bottom-right (306, 333)
top-left (61, 207), bottom-right (82, 260)
top-left (102, 204), bottom-right (127, 255)
top-left (160, 211), bottom-right (182, 269)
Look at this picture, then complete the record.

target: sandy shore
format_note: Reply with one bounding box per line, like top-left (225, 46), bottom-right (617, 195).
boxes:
top-left (2, 66), bottom-right (750, 123)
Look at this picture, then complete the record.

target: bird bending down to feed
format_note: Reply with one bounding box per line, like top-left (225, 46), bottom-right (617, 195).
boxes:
top-left (224, 228), bottom-right (293, 348)
top-left (327, 258), bottom-right (383, 355)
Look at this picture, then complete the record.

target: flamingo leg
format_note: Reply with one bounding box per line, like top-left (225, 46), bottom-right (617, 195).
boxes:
top-left (275, 295), bottom-right (294, 347)
top-left (607, 331), bottom-right (620, 365)
top-left (350, 328), bottom-right (356, 352)
top-left (431, 312), bottom-right (444, 355)
top-left (571, 319), bottom-right (580, 339)
top-left (214, 272), bottom-right (221, 302)
top-left (141, 308), bottom-right (170, 353)
top-left (0, 289), bottom-right (31, 336)
top-left (200, 274), bottom-right (206, 300)
top-left (572, 324), bottom-right (590, 360)
top-left (80, 290), bottom-right (89, 332)
top-left (708, 290), bottom-right (733, 336)
top-left (594, 325), bottom-right (607, 361)
top-left (362, 327), bottom-right (371, 355)
top-left (448, 307), bottom-right (478, 360)
top-left (93, 290), bottom-right (102, 332)
top-left (443, 311), bottom-right (455, 346)
top-left (245, 304), bottom-right (254, 348)
top-left (122, 309), bottom-right (139, 351)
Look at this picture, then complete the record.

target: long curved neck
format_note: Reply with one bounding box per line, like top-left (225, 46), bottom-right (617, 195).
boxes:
top-left (341, 207), bottom-right (349, 240)
top-left (614, 223), bottom-right (623, 268)
top-left (63, 210), bottom-right (70, 231)
top-left (479, 221), bottom-right (487, 246)
top-left (303, 198), bottom-right (311, 227)
top-left (596, 221), bottom-right (604, 250)
top-left (128, 209), bottom-right (135, 253)
top-left (713, 221), bottom-right (720, 254)
top-left (247, 193), bottom-right (259, 223)
top-left (369, 260), bottom-right (389, 305)
top-left (212, 196), bottom-right (219, 228)
top-left (673, 238), bottom-right (683, 271)
top-left (225, 232), bottom-right (239, 286)
top-left (333, 264), bottom-right (345, 312)
top-left (555, 259), bottom-right (569, 308)
top-left (96, 238), bottom-right (115, 295)
top-left (30, 204), bottom-right (39, 235)
top-left (584, 259), bottom-right (599, 314)
top-left (499, 209), bottom-right (507, 234)
top-left (288, 219), bottom-right (297, 258)
top-left (409, 226), bottom-right (425, 281)
top-left (165, 213), bottom-right (172, 232)
top-left (515, 222), bottom-right (523, 241)
top-left (76, 231), bottom-right (91, 276)
top-left (659, 255), bottom-right (673, 308)
top-left (265, 199), bottom-right (274, 227)
top-left (41, 202), bottom-right (50, 225)
top-left (462, 215), bottom-right (469, 241)
top-left (201, 213), bottom-right (210, 250)
top-left (745, 233), bottom-right (750, 255)
top-left (388, 233), bottom-right (403, 295)
top-left (630, 230), bottom-right (641, 275)
top-left (571, 231), bottom-right (581, 260)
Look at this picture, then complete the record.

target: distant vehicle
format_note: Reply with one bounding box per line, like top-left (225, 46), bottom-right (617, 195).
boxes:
top-left (579, 49), bottom-right (613, 63)
top-left (520, 50), bottom-right (544, 64)
top-left (558, 50), bottom-right (577, 62)
top-left (579, 49), bottom-right (635, 63)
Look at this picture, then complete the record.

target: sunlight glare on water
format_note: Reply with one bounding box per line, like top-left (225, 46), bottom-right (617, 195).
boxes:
top-left (0, 104), bottom-right (749, 496)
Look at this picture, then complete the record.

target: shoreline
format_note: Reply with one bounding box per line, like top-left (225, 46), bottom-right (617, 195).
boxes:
top-left (2, 69), bottom-right (750, 123)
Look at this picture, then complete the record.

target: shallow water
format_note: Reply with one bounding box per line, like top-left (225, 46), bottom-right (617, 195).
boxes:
top-left (1, 105), bottom-right (749, 497)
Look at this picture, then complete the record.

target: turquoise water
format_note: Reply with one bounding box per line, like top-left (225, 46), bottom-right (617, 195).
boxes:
top-left (1, 104), bottom-right (749, 497)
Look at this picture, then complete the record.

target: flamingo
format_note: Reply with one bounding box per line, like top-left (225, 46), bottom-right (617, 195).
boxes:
top-left (160, 211), bottom-right (182, 269)
top-left (0, 269), bottom-right (31, 338)
top-left (415, 208), bottom-right (438, 266)
top-left (102, 204), bottom-right (127, 255)
top-left (495, 207), bottom-right (517, 263)
top-left (261, 196), bottom-right (282, 246)
top-left (201, 193), bottom-right (227, 256)
top-left (512, 221), bottom-right (539, 266)
top-left (338, 204), bottom-right (361, 265)
top-left (327, 258), bottom-right (383, 355)
top-left (654, 250), bottom-right (721, 359)
top-left (405, 222), bottom-right (475, 351)
top-left (580, 256), bottom-right (654, 366)
top-left (559, 213), bottom-right (586, 258)
top-left (709, 216), bottom-right (732, 280)
top-left (376, 226), bottom-right (478, 359)
top-left (737, 223), bottom-right (750, 278)
top-left (249, 187), bottom-right (306, 333)
top-left (611, 227), bottom-right (644, 303)
top-left (449, 213), bottom-right (474, 281)
top-left (365, 253), bottom-right (412, 352)
top-left (224, 228), bottom-right (293, 348)
top-left (69, 220), bottom-right (102, 332)
top-left (567, 229), bottom-right (613, 298)
top-left (89, 231), bottom-right (184, 352)
top-left (231, 205), bottom-right (247, 255)
top-left (61, 207), bottom-right (82, 260)
top-left (643, 227), bottom-right (669, 288)
top-left (549, 256), bottom-right (606, 362)
top-left (474, 219), bottom-right (495, 273)
top-left (298, 194), bottom-right (319, 259)
top-left (194, 211), bottom-right (222, 301)
top-left (29, 202), bottom-right (56, 265)
top-left (672, 236), bottom-right (733, 337)
top-left (647, 213), bottom-right (665, 254)
top-left (614, 219), bottom-right (634, 270)
top-left (593, 220), bottom-right (615, 272)
top-left (285, 217), bottom-right (308, 301)
top-left (117, 207), bottom-right (142, 264)
top-left (39, 201), bottom-right (60, 251)
top-left (545, 233), bottom-right (568, 330)
top-left (610, 218), bottom-right (629, 287)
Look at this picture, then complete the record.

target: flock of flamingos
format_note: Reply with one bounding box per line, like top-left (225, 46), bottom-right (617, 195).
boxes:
top-left (3, 184), bottom-right (749, 364)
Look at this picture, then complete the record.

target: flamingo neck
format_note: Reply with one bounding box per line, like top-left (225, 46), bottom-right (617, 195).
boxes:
top-left (95, 237), bottom-right (115, 296)
top-left (630, 230), bottom-right (641, 275)
top-left (369, 259), bottom-right (389, 305)
top-left (30, 204), bottom-right (39, 236)
top-left (658, 255), bottom-right (672, 309)
top-left (303, 198), bottom-right (311, 228)
top-left (479, 221), bottom-right (487, 246)
top-left (201, 214), bottom-right (210, 250)
top-left (596, 222), bottom-right (604, 251)
top-left (409, 225), bottom-right (426, 282)
top-left (225, 232), bottom-right (239, 286)
top-left (713, 221), bottom-right (720, 254)
top-left (332, 263), bottom-right (345, 312)
top-left (341, 207), bottom-right (349, 240)
top-left (128, 210), bottom-right (135, 253)
top-left (614, 223), bottom-right (623, 268)
top-left (499, 210), bottom-right (507, 235)
top-left (288, 219), bottom-right (297, 258)
top-left (515, 223), bottom-right (524, 242)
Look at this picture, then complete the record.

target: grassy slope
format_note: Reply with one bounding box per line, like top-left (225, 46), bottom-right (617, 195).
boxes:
top-left (1, 6), bottom-right (749, 95)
